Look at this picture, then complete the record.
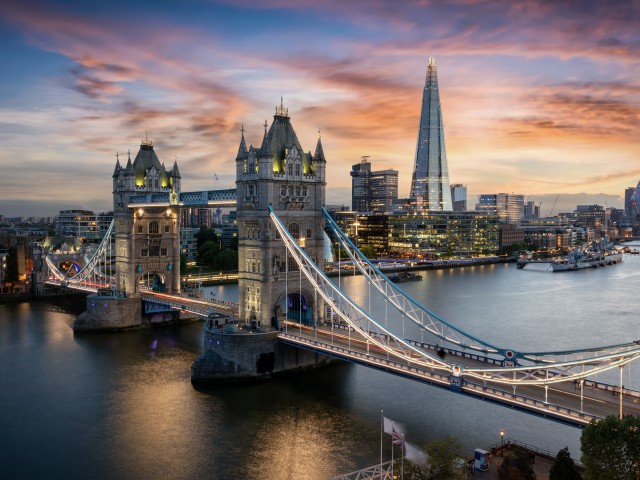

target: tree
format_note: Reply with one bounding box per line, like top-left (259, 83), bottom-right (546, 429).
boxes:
top-left (549, 447), bottom-right (581, 480)
top-left (199, 240), bottom-right (220, 257)
top-left (179, 254), bottom-right (188, 273)
top-left (497, 449), bottom-right (536, 480)
top-left (358, 245), bottom-right (376, 259)
top-left (581, 415), bottom-right (640, 480)
top-left (425, 435), bottom-right (466, 480)
top-left (196, 227), bottom-right (219, 249)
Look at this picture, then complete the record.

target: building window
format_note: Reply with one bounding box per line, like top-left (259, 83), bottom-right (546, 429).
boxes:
top-left (164, 224), bottom-right (170, 233)
top-left (302, 186), bottom-right (307, 196)
top-left (296, 186), bottom-right (301, 196)
top-left (295, 164), bottom-right (300, 176)
top-left (149, 246), bottom-right (160, 256)
top-left (288, 164), bottom-right (293, 175)
top-left (307, 228), bottom-right (312, 239)
top-left (154, 179), bottom-right (159, 189)
top-left (141, 248), bottom-right (148, 256)
top-left (288, 222), bottom-right (300, 238)
top-left (281, 185), bottom-right (286, 196)
top-left (149, 221), bottom-right (159, 234)
top-left (161, 247), bottom-right (167, 256)
top-left (138, 224), bottom-right (143, 233)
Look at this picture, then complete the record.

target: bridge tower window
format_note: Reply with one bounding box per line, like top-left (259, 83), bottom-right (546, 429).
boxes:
top-left (295, 164), bottom-right (300, 176)
top-left (149, 245), bottom-right (160, 256)
top-left (149, 221), bottom-right (159, 234)
top-left (141, 248), bottom-right (148, 256)
top-left (164, 224), bottom-right (170, 233)
top-left (287, 222), bottom-right (300, 239)
top-left (138, 224), bottom-right (143, 233)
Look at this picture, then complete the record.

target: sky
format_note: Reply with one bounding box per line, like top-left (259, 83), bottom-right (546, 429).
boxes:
top-left (1, 0), bottom-right (639, 217)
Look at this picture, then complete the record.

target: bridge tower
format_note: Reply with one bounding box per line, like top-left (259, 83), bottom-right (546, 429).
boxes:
top-left (236, 100), bottom-right (327, 330)
top-left (112, 137), bottom-right (181, 296)
top-left (75, 137), bottom-right (182, 331)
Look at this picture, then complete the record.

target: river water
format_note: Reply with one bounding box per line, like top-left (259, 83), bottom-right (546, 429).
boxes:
top-left (2, 249), bottom-right (639, 479)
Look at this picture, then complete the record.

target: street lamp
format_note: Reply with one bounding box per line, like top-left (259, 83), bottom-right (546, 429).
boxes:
top-left (500, 427), bottom-right (504, 456)
top-left (352, 221), bottom-right (361, 249)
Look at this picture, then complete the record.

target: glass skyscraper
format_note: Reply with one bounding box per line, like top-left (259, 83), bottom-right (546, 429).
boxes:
top-left (409, 57), bottom-right (453, 212)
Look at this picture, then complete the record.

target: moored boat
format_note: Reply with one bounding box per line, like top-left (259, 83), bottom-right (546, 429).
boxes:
top-left (389, 271), bottom-right (423, 283)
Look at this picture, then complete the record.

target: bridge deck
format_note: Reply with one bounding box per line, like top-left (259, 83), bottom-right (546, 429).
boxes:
top-left (277, 322), bottom-right (640, 426)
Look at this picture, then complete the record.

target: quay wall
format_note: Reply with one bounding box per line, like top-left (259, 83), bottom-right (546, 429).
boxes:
top-left (191, 320), bottom-right (332, 383)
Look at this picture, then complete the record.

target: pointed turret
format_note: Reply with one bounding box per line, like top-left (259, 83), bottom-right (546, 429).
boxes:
top-left (313, 136), bottom-right (325, 163)
top-left (236, 125), bottom-right (248, 160)
top-left (113, 156), bottom-right (122, 177)
top-left (124, 156), bottom-right (134, 176)
top-left (172, 160), bottom-right (181, 179)
top-left (259, 120), bottom-right (271, 159)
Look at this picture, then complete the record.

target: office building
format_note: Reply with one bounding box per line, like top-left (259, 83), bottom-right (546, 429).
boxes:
top-left (350, 158), bottom-right (398, 213)
top-left (450, 184), bottom-right (467, 212)
top-left (476, 194), bottom-right (524, 224)
top-left (409, 57), bottom-right (453, 212)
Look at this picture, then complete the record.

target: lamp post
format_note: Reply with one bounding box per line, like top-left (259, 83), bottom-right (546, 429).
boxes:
top-left (500, 428), bottom-right (504, 457)
top-left (352, 221), bottom-right (361, 249)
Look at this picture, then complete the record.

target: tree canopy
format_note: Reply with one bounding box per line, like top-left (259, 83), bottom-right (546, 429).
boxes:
top-left (549, 447), bottom-right (581, 480)
top-left (581, 415), bottom-right (640, 480)
top-left (497, 449), bottom-right (536, 480)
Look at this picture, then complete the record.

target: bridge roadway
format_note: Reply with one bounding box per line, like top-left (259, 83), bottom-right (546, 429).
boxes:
top-left (50, 285), bottom-right (640, 425)
top-left (277, 322), bottom-right (640, 427)
top-left (140, 290), bottom-right (238, 318)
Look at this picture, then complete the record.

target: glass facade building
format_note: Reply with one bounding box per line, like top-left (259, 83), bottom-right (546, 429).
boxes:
top-left (331, 211), bottom-right (499, 259)
top-left (409, 57), bottom-right (453, 212)
top-left (351, 160), bottom-right (398, 213)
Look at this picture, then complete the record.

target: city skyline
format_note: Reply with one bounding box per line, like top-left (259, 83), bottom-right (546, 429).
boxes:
top-left (1, 0), bottom-right (639, 216)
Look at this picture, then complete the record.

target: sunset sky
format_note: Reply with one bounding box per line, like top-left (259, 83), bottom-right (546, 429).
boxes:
top-left (1, 0), bottom-right (639, 216)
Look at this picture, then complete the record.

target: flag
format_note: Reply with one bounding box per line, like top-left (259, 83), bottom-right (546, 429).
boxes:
top-left (214, 173), bottom-right (219, 181)
top-left (383, 416), bottom-right (405, 446)
top-left (392, 429), bottom-right (404, 446)
top-left (405, 441), bottom-right (429, 468)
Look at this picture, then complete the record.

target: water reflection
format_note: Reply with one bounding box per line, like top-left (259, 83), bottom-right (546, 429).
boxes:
top-left (1, 255), bottom-right (639, 478)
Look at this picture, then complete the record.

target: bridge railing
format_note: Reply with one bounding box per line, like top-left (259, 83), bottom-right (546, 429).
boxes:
top-left (280, 332), bottom-right (599, 426)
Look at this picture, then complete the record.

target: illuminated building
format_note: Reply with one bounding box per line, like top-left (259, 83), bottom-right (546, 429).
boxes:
top-left (409, 57), bottom-right (453, 212)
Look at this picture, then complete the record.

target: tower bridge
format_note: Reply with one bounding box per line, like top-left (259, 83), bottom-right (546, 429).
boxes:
top-left (35, 102), bottom-right (640, 426)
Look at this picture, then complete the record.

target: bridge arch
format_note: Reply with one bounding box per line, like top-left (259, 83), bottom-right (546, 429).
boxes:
top-left (273, 289), bottom-right (315, 327)
top-left (137, 270), bottom-right (167, 293)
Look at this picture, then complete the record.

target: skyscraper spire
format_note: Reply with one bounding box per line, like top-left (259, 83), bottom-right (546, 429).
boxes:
top-left (409, 56), bottom-right (453, 212)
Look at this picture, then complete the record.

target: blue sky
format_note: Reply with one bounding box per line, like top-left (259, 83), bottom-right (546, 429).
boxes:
top-left (1, 0), bottom-right (639, 216)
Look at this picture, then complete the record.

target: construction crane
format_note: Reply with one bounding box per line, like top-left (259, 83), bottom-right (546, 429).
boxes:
top-left (549, 194), bottom-right (560, 216)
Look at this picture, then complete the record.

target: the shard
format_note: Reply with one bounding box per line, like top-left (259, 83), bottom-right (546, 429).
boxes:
top-left (409, 57), bottom-right (453, 212)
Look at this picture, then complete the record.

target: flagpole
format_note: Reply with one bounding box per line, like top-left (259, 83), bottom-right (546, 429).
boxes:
top-left (380, 410), bottom-right (383, 473)
top-left (391, 430), bottom-right (394, 480)
top-left (401, 434), bottom-right (404, 480)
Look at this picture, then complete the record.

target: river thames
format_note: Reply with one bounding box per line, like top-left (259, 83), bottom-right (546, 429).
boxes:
top-left (2, 250), bottom-right (639, 479)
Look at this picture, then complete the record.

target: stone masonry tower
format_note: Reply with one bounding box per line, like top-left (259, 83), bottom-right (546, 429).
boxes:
top-left (112, 136), bottom-right (181, 296)
top-left (236, 100), bottom-right (326, 329)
